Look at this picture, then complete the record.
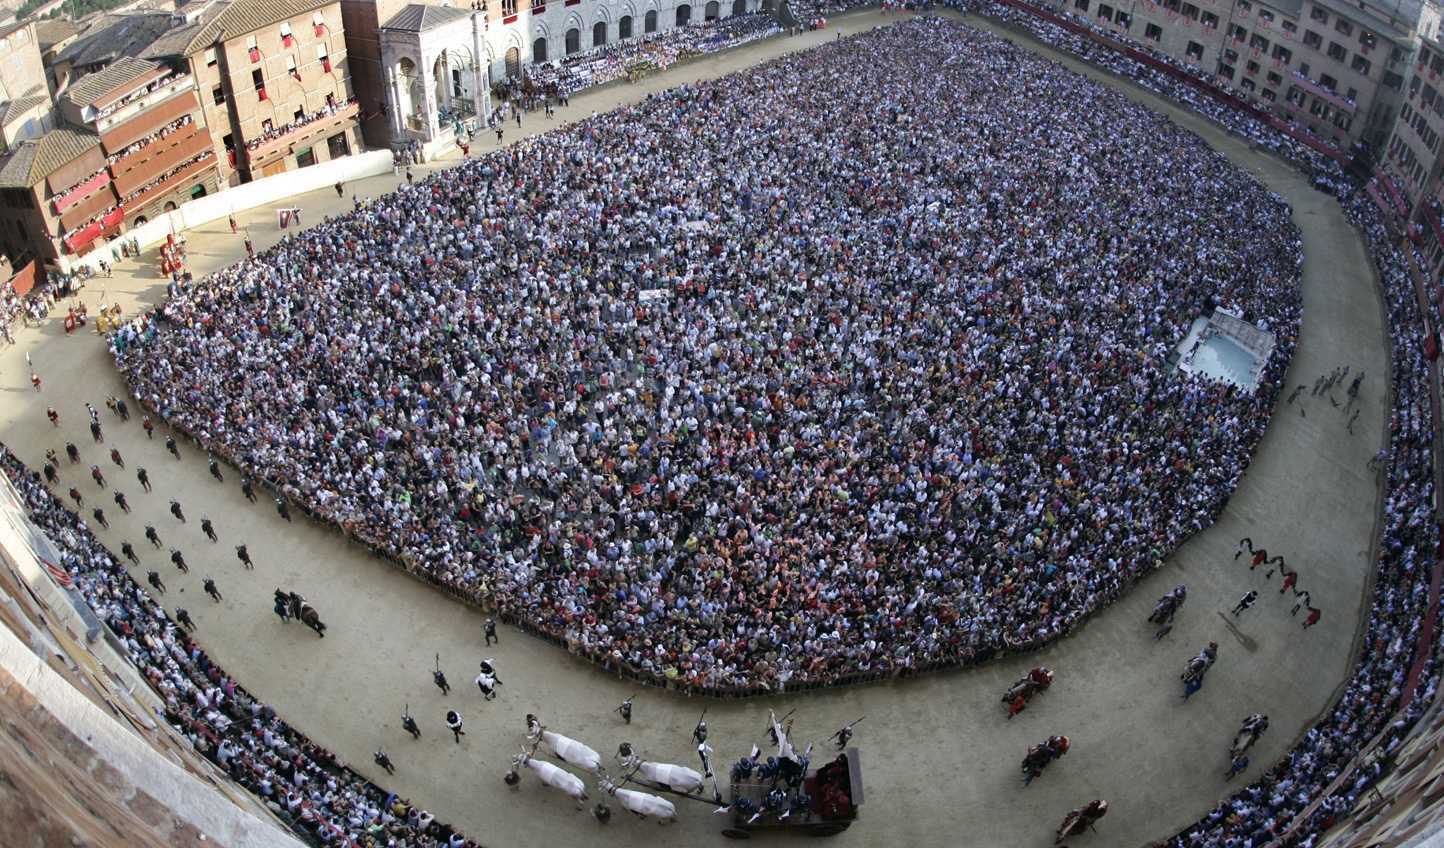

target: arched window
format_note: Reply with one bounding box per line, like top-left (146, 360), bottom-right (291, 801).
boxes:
top-left (593, 21), bottom-right (607, 46)
top-left (731, 0), bottom-right (745, 14)
top-left (645, 9), bottom-right (658, 31)
top-left (619, 14), bottom-right (633, 38)
top-left (676, 4), bottom-right (691, 25)
top-left (566, 28), bottom-right (580, 54)
top-left (533, 36), bottom-right (547, 63)
top-left (705, 0), bottom-right (719, 19)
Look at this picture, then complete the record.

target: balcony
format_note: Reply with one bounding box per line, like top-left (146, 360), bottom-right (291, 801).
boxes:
top-left (64, 207), bottom-right (125, 254)
top-left (245, 101), bottom-right (359, 168)
top-left (58, 185), bottom-right (120, 232)
top-left (53, 171), bottom-right (112, 215)
top-left (112, 130), bottom-right (214, 196)
top-left (110, 120), bottom-right (201, 177)
top-left (122, 154), bottom-right (216, 215)
top-left (1290, 72), bottom-right (1358, 114)
top-left (91, 74), bottom-right (198, 137)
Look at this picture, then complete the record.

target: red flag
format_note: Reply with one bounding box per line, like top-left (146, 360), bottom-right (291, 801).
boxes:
top-left (41, 557), bottom-right (73, 587)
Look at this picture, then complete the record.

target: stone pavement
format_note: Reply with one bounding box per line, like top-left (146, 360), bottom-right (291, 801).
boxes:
top-left (0, 12), bottom-right (1388, 847)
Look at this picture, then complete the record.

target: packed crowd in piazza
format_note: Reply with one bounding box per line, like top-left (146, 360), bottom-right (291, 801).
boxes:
top-left (0, 5), bottom-right (1430, 847)
top-left (111, 18), bottom-right (1302, 694)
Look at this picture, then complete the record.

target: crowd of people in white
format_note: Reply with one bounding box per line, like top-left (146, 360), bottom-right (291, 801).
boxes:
top-left (0, 6), bottom-right (1423, 847)
top-left (112, 18), bottom-right (1301, 697)
top-left (925, 0), bottom-right (1444, 844)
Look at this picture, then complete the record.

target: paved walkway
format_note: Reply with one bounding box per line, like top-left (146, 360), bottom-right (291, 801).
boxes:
top-left (0, 13), bottom-right (1389, 847)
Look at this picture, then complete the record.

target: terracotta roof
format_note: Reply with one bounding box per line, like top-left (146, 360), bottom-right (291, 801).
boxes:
top-left (0, 127), bottom-right (100, 188)
top-left (34, 18), bottom-right (80, 51)
top-left (63, 57), bottom-right (162, 109)
top-left (0, 95), bottom-right (48, 128)
top-left (150, 0), bottom-right (335, 57)
top-left (0, 144), bottom-right (40, 189)
top-left (378, 4), bottom-right (472, 32)
top-left (58, 11), bottom-right (176, 69)
top-left (142, 4), bottom-right (225, 59)
top-left (0, 20), bottom-right (29, 42)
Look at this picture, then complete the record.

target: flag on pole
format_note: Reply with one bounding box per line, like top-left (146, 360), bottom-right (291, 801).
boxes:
top-left (40, 556), bottom-right (73, 587)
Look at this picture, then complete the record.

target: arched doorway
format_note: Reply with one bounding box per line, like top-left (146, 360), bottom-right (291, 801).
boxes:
top-left (676, 4), bottom-right (690, 25)
top-left (619, 15), bottom-right (632, 38)
top-left (396, 57), bottom-right (420, 129)
top-left (705, 1), bottom-right (718, 19)
top-left (133, 215), bottom-right (148, 227)
top-left (533, 36), bottom-right (547, 63)
top-left (163, 201), bottom-right (178, 212)
top-left (505, 46), bottom-right (520, 78)
top-left (593, 21), bottom-right (606, 46)
top-left (645, 9), bottom-right (657, 31)
top-left (731, 0), bottom-right (745, 14)
top-left (566, 27), bottom-right (580, 53)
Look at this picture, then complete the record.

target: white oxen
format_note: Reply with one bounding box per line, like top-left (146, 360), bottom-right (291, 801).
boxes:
top-left (620, 754), bottom-right (705, 793)
top-left (512, 751), bottom-right (588, 807)
top-left (529, 726), bottom-right (602, 773)
top-left (598, 776), bottom-right (677, 823)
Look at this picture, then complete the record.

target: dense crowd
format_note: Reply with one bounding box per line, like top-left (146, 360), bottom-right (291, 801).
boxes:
top-left (0, 444), bottom-right (477, 848)
top-left (0, 280), bottom-right (21, 344)
top-left (954, 0), bottom-right (1357, 188)
top-left (112, 17), bottom-right (1301, 693)
top-left (1158, 199), bottom-right (1439, 848)
top-left (524, 13), bottom-right (781, 95)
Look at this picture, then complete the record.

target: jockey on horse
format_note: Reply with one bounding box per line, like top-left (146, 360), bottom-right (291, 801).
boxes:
top-left (1148, 586), bottom-right (1188, 623)
top-left (1231, 714), bottom-right (1269, 759)
top-left (1003, 666), bottom-right (1054, 704)
top-left (1181, 643), bottom-right (1218, 700)
top-left (1021, 735), bottom-right (1070, 785)
top-left (1055, 799), bottom-right (1108, 843)
top-left (1182, 643), bottom-right (1218, 682)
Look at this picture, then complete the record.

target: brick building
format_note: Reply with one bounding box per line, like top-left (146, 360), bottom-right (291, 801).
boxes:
top-left (0, 126), bottom-right (116, 263)
top-left (144, 0), bottom-right (362, 185)
top-left (58, 56), bottom-right (219, 228)
top-left (1069, 0), bottom-right (1439, 147)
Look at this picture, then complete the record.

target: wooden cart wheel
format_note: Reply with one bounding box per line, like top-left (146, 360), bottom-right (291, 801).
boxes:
top-left (721, 828), bottom-right (752, 840)
top-left (808, 822), bottom-right (850, 836)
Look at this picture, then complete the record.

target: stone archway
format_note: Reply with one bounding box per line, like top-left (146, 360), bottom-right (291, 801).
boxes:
top-left (533, 36), bottom-right (547, 63)
top-left (705, 0), bottom-right (719, 19)
top-left (397, 57), bottom-right (420, 128)
top-left (676, 4), bottom-right (691, 25)
top-left (732, 0), bottom-right (745, 14)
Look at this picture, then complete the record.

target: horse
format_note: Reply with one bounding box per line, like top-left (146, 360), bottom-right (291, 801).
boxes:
top-left (597, 774), bottom-right (677, 823)
top-left (1148, 586), bottom-right (1188, 623)
top-left (1056, 799), bottom-right (1108, 843)
top-left (1002, 667), bottom-right (1053, 707)
top-left (528, 724), bottom-right (602, 773)
top-left (510, 751), bottom-right (587, 808)
top-left (1023, 735), bottom-right (1070, 781)
top-left (1182, 645), bottom-right (1217, 684)
top-left (1231, 715), bottom-right (1269, 760)
top-left (299, 604), bottom-right (327, 638)
top-left (619, 754), bottom-right (705, 793)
